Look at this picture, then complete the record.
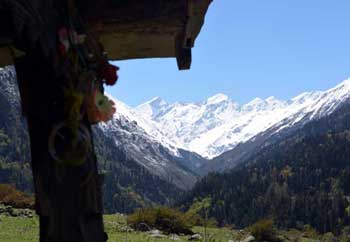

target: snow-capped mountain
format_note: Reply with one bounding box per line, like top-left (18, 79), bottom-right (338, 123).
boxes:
top-left (136, 96), bottom-right (170, 119)
top-left (134, 79), bottom-right (350, 159)
top-left (97, 96), bottom-right (201, 189)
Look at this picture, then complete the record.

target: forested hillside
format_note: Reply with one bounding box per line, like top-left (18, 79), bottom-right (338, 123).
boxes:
top-left (93, 127), bottom-right (182, 213)
top-left (0, 67), bottom-right (32, 193)
top-left (180, 102), bottom-right (350, 234)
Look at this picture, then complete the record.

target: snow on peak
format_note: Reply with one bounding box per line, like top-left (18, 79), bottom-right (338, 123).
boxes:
top-left (101, 94), bottom-right (181, 157)
top-left (242, 98), bottom-right (267, 112)
top-left (246, 97), bottom-right (264, 105)
top-left (136, 96), bottom-right (169, 119)
top-left (241, 97), bottom-right (286, 114)
top-left (291, 91), bottom-right (322, 104)
top-left (328, 79), bottom-right (350, 94)
top-left (147, 96), bottom-right (167, 106)
top-left (334, 78), bottom-right (350, 88)
top-left (206, 93), bottom-right (229, 104)
top-left (265, 96), bottom-right (281, 103)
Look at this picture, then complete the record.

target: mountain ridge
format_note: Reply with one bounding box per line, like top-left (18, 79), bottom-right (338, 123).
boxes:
top-left (122, 79), bottom-right (350, 159)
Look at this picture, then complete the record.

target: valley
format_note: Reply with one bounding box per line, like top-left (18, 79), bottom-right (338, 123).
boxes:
top-left (1, 66), bottom-right (350, 238)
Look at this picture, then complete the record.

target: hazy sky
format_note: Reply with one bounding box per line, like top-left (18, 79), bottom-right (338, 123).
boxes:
top-left (107, 0), bottom-right (350, 107)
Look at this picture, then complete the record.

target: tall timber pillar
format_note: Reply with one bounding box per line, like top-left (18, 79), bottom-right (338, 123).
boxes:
top-left (14, 6), bottom-right (111, 242)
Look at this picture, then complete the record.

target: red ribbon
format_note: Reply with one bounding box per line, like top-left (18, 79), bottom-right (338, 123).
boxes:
top-left (100, 61), bottom-right (119, 86)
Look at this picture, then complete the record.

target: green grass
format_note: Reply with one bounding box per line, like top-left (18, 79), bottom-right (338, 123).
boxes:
top-left (104, 214), bottom-right (239, 242)
top-left (0, 214), bottom-right (239, 242)
top-left (0, 215), bottom-right (39, 242)
top-left (3, 214), bottom-right (349, 242)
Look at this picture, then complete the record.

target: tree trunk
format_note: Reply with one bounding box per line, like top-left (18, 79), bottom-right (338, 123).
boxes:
top-left (15, 47), bottom-right (107, 242)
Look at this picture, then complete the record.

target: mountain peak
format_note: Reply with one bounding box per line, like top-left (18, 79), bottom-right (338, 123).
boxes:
top-left (137, 96), bottom-right (168, 109)
top-left (206, 93), bottom-right (229, 104)
top-left (136, 96), bottom-right (169, 119)
top-left (146, 96), bottom-right (167, 106)
top-left (249, 97), bottom-right (264, 104)
top-left (265, 96), bottom-right (280, 102)
top-left (332, 79), bottom-right (350, 91)
top-left (242, 98), bottom-right (266, 111)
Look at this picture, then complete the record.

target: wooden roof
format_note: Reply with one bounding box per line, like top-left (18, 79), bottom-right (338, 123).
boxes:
top-left (0, 0), bottom-right (212, 70)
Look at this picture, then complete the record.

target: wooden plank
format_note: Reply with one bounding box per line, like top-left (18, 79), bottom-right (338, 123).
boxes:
top-left (0, 47), bottom-right (14, 67)
top-left (97, 0), bottom-right (212, 69)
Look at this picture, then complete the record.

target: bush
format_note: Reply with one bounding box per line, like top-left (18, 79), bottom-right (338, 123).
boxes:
top-left (188, 215), bottom-right (218, 228)
top-left (0, 184), bottom-right (34, 209)
top-left (249, 219), bottom-right (277, 242)
top-left (185, 197), bottom-right (218, 227)
top-left (127, 207), bottom-right (194, 235)
top-left (302, 224), bottom-right (318, 238)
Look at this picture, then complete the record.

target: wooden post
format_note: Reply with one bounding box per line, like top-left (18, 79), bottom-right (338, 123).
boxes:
top-left (15, 47), bottom-right (107, 242)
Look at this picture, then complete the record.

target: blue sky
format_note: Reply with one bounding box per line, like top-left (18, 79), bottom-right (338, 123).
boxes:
top-left (108, 0), bottom-right (350, 107)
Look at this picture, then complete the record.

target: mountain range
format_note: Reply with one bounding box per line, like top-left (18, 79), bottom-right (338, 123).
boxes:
top-left (113, 79), bottom-right (350, 169)
top-left (138, 83), bottom-right (349, 158)
top-left (1, 64), bottom-right (350, 214)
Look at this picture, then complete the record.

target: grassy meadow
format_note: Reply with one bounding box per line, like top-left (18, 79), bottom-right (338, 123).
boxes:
top-left (0, 214), bottom-right (238, 242)
top-left (1, 213), bottom-right (349, 242)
